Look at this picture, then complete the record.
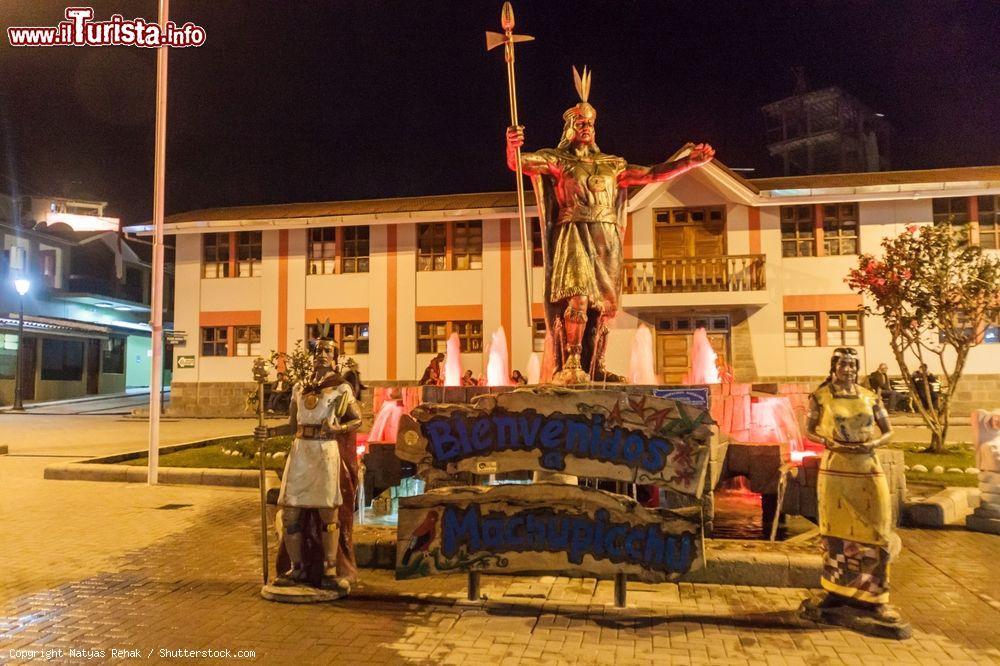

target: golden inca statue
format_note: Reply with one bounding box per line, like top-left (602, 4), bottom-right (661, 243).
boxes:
top-left (506, 66), bottom-right (715, 384)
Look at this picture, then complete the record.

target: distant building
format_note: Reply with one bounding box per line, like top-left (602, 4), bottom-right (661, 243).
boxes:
top-left (0, 194), bottom-right (172, 405)
top-left (124, 161), bottom-right (1000, 418)
top-left (762, 86), bottom-right (892, 176)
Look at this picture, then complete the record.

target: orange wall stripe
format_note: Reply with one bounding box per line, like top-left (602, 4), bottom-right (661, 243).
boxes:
top-left (813, 204), bottom-right (825, 257)
top-left (500, 219), bottom-right (512, 353)
top-left (386, 226), bottom-right (397, 380)
top-left (531, 303), bottom-right (544, 320)
top-left (305, 307), bottom-right (371, 323)
top-left (748, 207), bottom-right (761, 254)
top-left (200, 310), bottom-right (261, 327)
top-left (782, 294), bottom-right (863, 312)
top-left (414, 304), bottom-right (484, 321)
top-left (278, 230), bottom-right (289, 356)
top-left (624, 212), bottom-right (633, 260)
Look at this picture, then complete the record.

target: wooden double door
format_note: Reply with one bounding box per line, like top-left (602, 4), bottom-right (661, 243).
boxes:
top-left (656, 328), bottom-right (728, 384)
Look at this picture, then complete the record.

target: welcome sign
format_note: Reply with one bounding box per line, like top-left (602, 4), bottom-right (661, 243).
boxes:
top-left (396, 484), bottom-right (703, 582)
top-left (396, 388), bottom-right (715, 497)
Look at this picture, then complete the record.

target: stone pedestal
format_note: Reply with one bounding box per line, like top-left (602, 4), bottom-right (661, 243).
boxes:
top-left (968, 470), bottom-right (1000, 535)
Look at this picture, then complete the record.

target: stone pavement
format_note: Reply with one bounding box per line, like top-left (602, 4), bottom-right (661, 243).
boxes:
top-left (1, 456), bottom-right (999, 664)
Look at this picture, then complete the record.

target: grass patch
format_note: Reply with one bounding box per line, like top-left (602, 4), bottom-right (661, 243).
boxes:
top-left (124, 436), bottom-right (289, 473)
top-left (889, 441), bottom-right (977, 488)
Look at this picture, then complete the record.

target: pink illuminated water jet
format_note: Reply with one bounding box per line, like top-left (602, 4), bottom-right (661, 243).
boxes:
top-left (682, 327), bottom-right (721, 385)
top-left (526, 352), bottom-right (541, 385)
top-left (369, 400), bottom-right (404, 443)
top-left (749, 395), bottom-right (818, 463)
top-left (628, 324), bottom-right (659, 385)
top-left (444, 332), bottom-right (462, 386)
top-left (486, 327), bottom-right (512, 386)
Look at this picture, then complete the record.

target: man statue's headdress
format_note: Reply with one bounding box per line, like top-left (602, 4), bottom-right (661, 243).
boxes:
top-left (310, 318), bottom-right (338, 356)
top-left (558, 66), bottom-right (599, 151)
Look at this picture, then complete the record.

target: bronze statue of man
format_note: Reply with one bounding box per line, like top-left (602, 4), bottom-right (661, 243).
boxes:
top-left (506, 67), bottom-right (714, 384)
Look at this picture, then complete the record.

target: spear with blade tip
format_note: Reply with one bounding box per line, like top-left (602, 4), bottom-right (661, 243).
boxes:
top-left (487, 2), bottom-right (535, 327)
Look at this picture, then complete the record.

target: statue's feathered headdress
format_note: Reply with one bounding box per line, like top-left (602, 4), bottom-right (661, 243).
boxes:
top-left (558, 66), bottom-right (599, 151)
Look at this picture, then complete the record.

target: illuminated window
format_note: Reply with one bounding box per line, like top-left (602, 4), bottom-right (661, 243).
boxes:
top-left (452, 220), bottom-right (483, 270)
top-left (530, 218), bottom-right (544, 267)
top-left (342, 226), bottom-right (370, 273)
top-left (202, 233), bottom-right (230, 278)
top-left (234, 325), bottom-right (261, 356)
top-left (454, 320), bottom-right (483, 352)
top-left (308, 228), bottom-right (337, 275)
top-left (823, 204), bottom-right (859, 256)
top-left (417, 223), bottom-right (447, 271)
top-left (236, 232), bottom-right (262, 277)
top-left (201, 327), bottom-right (229, 356)
top-left (780, 206), bottom-right (815, 257)
top-left (340, 323), bottom-right (369, 354)
top-left (978, 195), bottom-right (1000, 250)
top-left (784, 313), bottom-right (818, 347)
top-left (532, 319), bottom-right (547, 352)
top-left (416, 321), bottom-right (448, 353)
top-left (827, 312), bottom-right (863, 346)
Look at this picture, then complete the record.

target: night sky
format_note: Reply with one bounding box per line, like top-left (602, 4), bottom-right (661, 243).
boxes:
top-left (1, 1), bottom-right (997, 225)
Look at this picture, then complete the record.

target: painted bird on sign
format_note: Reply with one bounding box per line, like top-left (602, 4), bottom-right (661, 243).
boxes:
top-left (401, 510), bottom-right (439, 565)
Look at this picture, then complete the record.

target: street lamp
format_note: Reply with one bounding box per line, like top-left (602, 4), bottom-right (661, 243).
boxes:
top-left (12, 278), bottom-right (30, 411)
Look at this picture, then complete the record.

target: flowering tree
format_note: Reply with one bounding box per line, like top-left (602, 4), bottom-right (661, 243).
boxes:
top-left (848, 223), bottom-right (1000, 451)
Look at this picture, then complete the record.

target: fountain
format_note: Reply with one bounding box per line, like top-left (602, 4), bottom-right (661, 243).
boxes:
top-left (749, 395), bottom-right (818, 464)
top-left (369, 396), bottom-right (405, 444)
top-left (486, 326), bottom-right (511, 386)
top-left (682, 327), bottom-right (720, 385)
top-left (443, 332), bottom-right (462, 387)
top-left (525, 352), bottom-right (541, 385)
top-left (627, 324), bottom-right (659, 385)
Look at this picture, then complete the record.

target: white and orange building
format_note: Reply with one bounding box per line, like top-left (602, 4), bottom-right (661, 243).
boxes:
top-left (124, 163), bottom-right (1000, 416)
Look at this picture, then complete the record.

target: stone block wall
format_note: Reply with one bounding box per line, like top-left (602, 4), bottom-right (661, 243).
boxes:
top-left (169, 381), bottom-right (257, 417)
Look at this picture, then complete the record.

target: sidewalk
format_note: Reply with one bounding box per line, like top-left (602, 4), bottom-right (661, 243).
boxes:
top-left (1, 455), bottom-right (998, 664)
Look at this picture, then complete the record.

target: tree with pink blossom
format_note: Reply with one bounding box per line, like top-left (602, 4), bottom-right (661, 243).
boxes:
top-left (848, 223), bottom-right (1000, 452)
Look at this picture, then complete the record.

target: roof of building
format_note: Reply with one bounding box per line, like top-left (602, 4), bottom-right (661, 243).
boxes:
top-left (162, 191), bottom-right (536, 226)
top-left (750, 165), bottom-right (1000, 191)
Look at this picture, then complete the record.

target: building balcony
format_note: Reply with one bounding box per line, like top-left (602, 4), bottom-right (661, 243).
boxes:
top-left (621, 255), bottom-right (769, 309)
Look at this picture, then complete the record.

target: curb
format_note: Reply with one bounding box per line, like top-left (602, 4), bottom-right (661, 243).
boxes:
top-left (903, 487), bottom-right (981, 527)
top-left (43, 462), bottom-right (279, 489)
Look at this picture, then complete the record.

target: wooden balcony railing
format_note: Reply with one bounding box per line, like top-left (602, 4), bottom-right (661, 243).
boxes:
top-left (622, 255), bottom-right (766, 294)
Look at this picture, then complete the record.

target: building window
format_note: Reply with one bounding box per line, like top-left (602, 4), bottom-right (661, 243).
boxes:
top-left (340, 323), bottom-right (369, 354)
top-left (417, 223), bottom-right (447, 271)
top-left (454, 320), bottom-right (483, 352)
top-left (309, 226), bottom-right (371, 275)
top-left (978, 195), bottom-right (1000, 250)
top-left (102, 337), bottom-right (125, 374)
top-left (780, 206), bottom-right (815, 257)
top-left (533, 319), bottom-right (547, 352)
top-left (932, 197), bottom-right (969, 226)
top-left (40, 338), bottom-right (84, 381)
top-left (202, 233), bottom-right (230, 278)
top-left (201, 327), bottom-right (229, 356)
top-left (236, 232), bottom-right (262, 277)
top-left (655, 207), bottom-right (725, 226)
top-left (234, 325), bottom-right (261, 356)
top-left (0, 333), bottom-right (17, 379)
top-left (530, 218), bottom-right (544, 267)
top-left (452, 220), bottom-right (483, 270)
top-left (308, 228), bottom-right (337, 275)
top-left (827, 311), bottom-right (863, 346)
top-left (417, 321), bottom-right (448, 353)
top-left (784, 313), bottom-right (818, 347)
top-left (342, 226), bottom-right (370, 273)
top-left (822, 204), bottom-right (859, 255)
top-left (984, 318), bottom-right (1000, 345)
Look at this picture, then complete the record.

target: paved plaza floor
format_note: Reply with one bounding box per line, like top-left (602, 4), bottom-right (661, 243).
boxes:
top-left (2, 451), bottom-right (999, 665)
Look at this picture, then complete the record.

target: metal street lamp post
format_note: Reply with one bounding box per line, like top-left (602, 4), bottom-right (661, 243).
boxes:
top-left (12, 278), bottom-right (30, 411)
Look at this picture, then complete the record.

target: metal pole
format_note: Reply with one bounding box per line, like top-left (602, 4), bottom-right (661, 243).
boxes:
top-left (467, 571), bottom-right (481, 602)
top-left (147, 0), bottom-right (169, 485)
top-left (257, 382), bottom-right (269, 584)
top-left (614, 572), bottom-right (627, 608)
top-left (12, 295), bottom-right (25, 411)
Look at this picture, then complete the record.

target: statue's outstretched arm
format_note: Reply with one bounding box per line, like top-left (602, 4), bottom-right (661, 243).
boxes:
top-left (618, 143), bottom-right (715, 187)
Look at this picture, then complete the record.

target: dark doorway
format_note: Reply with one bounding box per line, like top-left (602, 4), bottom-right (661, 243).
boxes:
top-left (20, 337), bottom-right (36, 401)
top-left (86, 339), bottom-right (101, 394)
